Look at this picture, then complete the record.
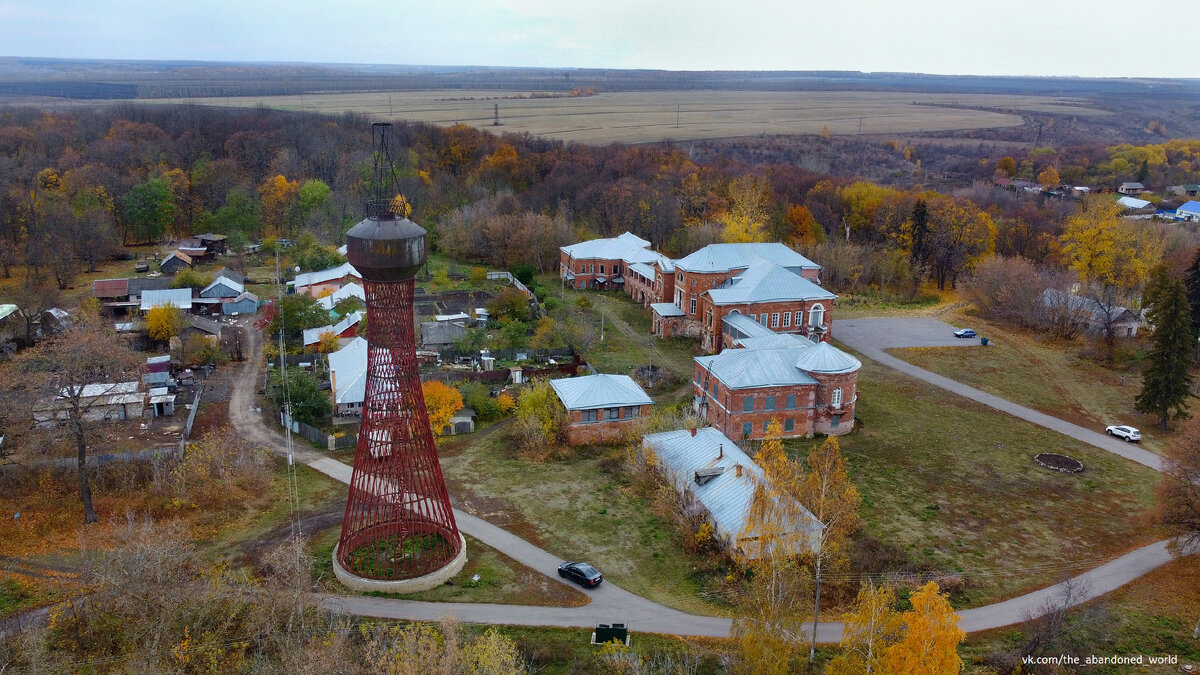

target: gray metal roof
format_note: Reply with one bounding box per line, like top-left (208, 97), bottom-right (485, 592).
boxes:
top-left (318, 282), bottom-right (365, 310)
top-left (303, 311), bottom-right (364, 346)
top-left (675, 243), bottom-right (820, 274)
top-left (794, 342), bottom-right (862, 374)
top-left (291, 261), bottom-right (359, 289)
top-left (696, 347), bottom-right (819, 389)
top-left (140, 288), bottom-right (193, 311)
top-left (549, 373), bottom-right (652, 410)
top-left (651, 302), bottom-right (685, 318)
top-left (560, 231), bottom-right (650, 260)
top-left (707, 263), bottom-right (836, 305)
top-left (643, 427), bottom-right (820, 558)
top-left (734, 333), bottom-right (812, 350)
top-left (200, 277), bottom-right (243, 297)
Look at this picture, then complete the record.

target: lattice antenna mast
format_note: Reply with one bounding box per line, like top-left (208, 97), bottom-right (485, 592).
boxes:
top-left (370, 122), bottom-right (401, 206)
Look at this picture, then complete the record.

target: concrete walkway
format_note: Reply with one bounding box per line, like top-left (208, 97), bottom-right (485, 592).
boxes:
top-left (833, 318), bottom-right (1162, 471)
top-left (230, 322), bottom-right (1190, 641)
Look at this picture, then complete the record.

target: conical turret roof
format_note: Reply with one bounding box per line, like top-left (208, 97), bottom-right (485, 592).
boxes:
top-left (794, 341), bottom-right (861, 374)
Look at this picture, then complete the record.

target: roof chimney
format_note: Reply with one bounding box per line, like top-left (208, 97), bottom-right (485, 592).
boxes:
top-left (735, 464), bottom-right (742, 477)
top-left (690, 427), bottom-right (697, 437)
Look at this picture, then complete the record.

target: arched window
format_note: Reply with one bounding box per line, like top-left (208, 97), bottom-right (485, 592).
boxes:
top-left (831, 387), bottom-right (843, 408)
top-left (808, 303), bottom-right (825, 327)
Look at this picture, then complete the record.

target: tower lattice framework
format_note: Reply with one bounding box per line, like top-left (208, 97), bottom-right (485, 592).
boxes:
top-left (335, 122), bottom-right (463, 582)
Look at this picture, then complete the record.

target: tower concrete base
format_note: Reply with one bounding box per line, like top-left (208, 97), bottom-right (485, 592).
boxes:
top-left (332, 533), bottom-right (468, 594)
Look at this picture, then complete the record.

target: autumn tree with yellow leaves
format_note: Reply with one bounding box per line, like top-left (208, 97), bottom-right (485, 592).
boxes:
top-left (421, 381), bottom-right (463, 438)
top-left (719, 175), bottom-right (773, 243)
top-left (734, 421), bottom-right (813, 674)
top-left (258, 174), bottom-right (300, 235)
top-left (146, 304), bottom-right (188, 345)
top-left (827, 582), bottom-right (903, 674)
top-left (880, 581), bottom-right (966, 674)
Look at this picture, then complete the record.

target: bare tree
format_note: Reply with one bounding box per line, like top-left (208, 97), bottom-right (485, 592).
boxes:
top-left (8, 273), bottom-right (60, 346)
top-left (1, 319), bottom-right (141, 522)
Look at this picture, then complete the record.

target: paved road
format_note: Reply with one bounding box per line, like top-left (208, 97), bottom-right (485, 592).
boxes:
top-left (230, 321), bottom-right (1190, 641)
top-left (833, 318), bottom-right (1162, 471)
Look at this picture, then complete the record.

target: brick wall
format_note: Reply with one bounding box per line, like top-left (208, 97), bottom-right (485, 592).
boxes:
top-left (810, 371), bottom-right (857, 436)
top-left (559, 251), bottom-right (625, 290)
top-left (564, 403), bottom-right (653, 445)
top-left (701, 298), bottom-right (834, 352)
top-left (693, 368), bottom-right (818, 440)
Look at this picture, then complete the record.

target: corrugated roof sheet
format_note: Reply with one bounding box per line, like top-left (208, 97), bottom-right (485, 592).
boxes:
top-left (140, 288), bottom-right (193, 311)
top-left (1117, 196), bottom-right (1151, 209)
top-left (643, 428), bottom-right (820, 558)
top-left (794, 341), bottom-right (862, 374)
top-left (93, 278), bottom-right (129, 298)
top-left (292, 261), bottom-right (359, 289)
top-left (549, 373), bottom-right (652, 410)
top-left (163, 250), bottom-right (192, 265)
top-left (708, 263), bottom-right (836, 305)
top-left (213, 267), bottom-right (246, 284)
top-left (317, 282), bottom-right (365, 311)
top-left (127, 277), bottom-right (171, 296)
top-left (418, 321), bottom-right (467, 347)
top-left (560, 231), bottom-right (651, 260)
top-left (734, 333), bottom-right (811, 350)
top-left (328, 337), bottom-right (367, 405)
top-left (696, 347), bottom-right (818, 389)
top-left (1177, 200), bottom-right (1200, 213)
top-left (0, 304), bottom-right (18, 321)
top-left (674, 243), bottom-right (820, 273)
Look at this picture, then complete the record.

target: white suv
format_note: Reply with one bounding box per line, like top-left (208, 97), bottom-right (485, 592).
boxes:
top-left (1105, 425), bottom-right (1141, 442)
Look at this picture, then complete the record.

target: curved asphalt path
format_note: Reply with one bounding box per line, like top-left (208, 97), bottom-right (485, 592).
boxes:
top-left (231, 319), bottom-right (1191, 641)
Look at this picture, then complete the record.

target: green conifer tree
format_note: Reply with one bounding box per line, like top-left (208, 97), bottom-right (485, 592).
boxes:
top-left (1136, 278), bottom-right (1196, 428)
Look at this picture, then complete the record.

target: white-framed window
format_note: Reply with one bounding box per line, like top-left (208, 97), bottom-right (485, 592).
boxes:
top-left (589, 264), bottom-right (595, 274)
top-left (690, 297), bottom-right (697, 314)
top-left (831, 387), bottom-right (843, 408)
top-left (770, 312), bottom-right (780, 328)
top-left (705, 308), bottom-right (713, 326)
top-left (794, 310), bottom-right (804, 327)
top-left (760, 313), bottom-right (768, 326)
top-left (782, 312), bottom-right (791, 328)
top-left (809, 303), bottom-right (825, 327)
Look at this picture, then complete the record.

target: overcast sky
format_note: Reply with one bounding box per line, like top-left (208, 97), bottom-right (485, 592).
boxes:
top-left (1, 0), bottom-right (1195, 79)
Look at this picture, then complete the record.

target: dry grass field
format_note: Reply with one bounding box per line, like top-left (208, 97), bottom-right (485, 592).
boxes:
top-left (145, 90), bottom-right (1109, 144)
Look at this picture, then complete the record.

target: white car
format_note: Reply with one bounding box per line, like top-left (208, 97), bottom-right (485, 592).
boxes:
top-left (1105, 425), bottom-right (1141, 442)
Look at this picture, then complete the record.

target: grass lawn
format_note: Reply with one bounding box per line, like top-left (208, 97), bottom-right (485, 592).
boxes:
top-left (439, 429), bottom-right (740, 617)
top-left (780, 350), bottom-right (1164, 609)
top-left (960, 555), bottom-right (1200, 674)
top-left (309, 529), bottom-right (590, 608)
top-left (833, 287), bottom-right (956, 319)
top-left (888, 312), bottom-right (1175, 454)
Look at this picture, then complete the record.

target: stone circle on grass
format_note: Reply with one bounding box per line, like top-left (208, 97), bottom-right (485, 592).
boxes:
top-left (1033, 453), bottom-right (1084, 473)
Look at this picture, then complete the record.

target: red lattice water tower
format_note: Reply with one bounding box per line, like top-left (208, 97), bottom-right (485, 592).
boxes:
top-left (332, 123), bottom-right (466, 592)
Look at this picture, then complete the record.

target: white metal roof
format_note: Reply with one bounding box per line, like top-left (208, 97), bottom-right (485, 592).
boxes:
top-left (328, 337), bottom-right (367, 405)
top-left (0, 304), bottom-right (18, 321)
top-left (317, 282), bottom-right (365, 310)
top-left (560, 231), bottom-right (650, 260)
top-left (793, 341), bottom-right (862, 374)
top-left (61, 381), bottom-right (140, 401)
top-left (140, 288), bottom-right (193, 311)
top-left (292, 261), bottom-right (359, 289)
top-left (549, 373), bottom-right (653, 410)
top-left (643, 427), bottom-right (820, 558)
top-left (707, 263), bottom-right (836, 305)
top-left (1117, 196), bottom-right (1151, 209)
top-left (302, 311), bottom-right (363, 346)
top-left (674, 243), bottom-right (820, 274)
top-left (146, 355), bottom-right (170, 365)
top-left (651, 302), bottom-right (685, 318)
top-left (696, 346), bottom-right (819, 389)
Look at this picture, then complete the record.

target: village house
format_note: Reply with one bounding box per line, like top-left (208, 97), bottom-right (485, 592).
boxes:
top-left (177, 238), bottom-right (213, 263)
top-left (290, 262), bottom-right (361, 296)
top-left (1118, 182), bottom-right (1147, 196)
top-left (0, 304), bottom-right (23, 350)
top-left (549, 373), bottom-right (654, 445)
top-left (159, 251), bottom-right (193, 275)
top-left (419, 320), bottom-right (468, 350)
top-left (693, 332), bottom-right (861, 440)
top-left (642, 427), bottom-right (821, 559)
top-left (1043, 289), bottom-right (1142, 337)
top-left (1175, 200), bottom-right (1200, 222)
top-left (34, 381), bottom-right (145, 423)
top-left (194, 233), bottom-right (228, 255)
top-left (195, 276), bottom-right (244, 314)
top-left (317, 282), bottom-right (365, 314)
top-left (1167, 185), bottom-right (1200, 199)
top-left (222, 291), bottom-right (259, 316)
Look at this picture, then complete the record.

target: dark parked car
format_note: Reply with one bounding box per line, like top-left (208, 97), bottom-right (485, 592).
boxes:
top-left (558, 561), bottom-right (603, 588)
top-left (953, 328), bottom-right (977, 338)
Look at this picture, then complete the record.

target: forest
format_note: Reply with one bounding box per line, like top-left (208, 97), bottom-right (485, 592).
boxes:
top-left (1, 104), bottom-right (1198, 312)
